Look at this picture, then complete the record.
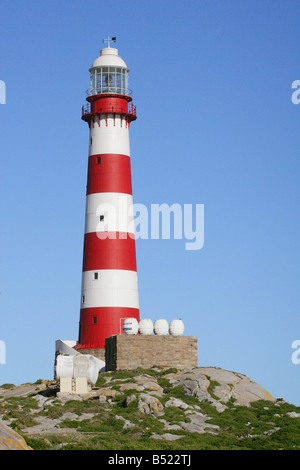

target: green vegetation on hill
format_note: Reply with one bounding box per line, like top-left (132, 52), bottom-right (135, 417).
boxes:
top-left (0, 368), bottom-right (299, 451)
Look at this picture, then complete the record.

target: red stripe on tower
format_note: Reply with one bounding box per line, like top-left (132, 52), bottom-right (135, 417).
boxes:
top-left (82, 232), bottom-right (137, 272)
top-left (76, 42), bottom-right (139, 351)
top-left (87, 154), bottom-right (132, 195)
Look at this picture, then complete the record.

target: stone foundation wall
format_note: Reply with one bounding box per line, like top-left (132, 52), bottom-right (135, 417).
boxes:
top-left (105, 335), bottom-right (198, 371)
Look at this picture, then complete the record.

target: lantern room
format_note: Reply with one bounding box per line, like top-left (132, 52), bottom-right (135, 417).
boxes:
top-left (88, 47), bottom-right (129, 97)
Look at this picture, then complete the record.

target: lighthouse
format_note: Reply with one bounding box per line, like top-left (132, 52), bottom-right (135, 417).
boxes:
top-left (76, 38), bottom-right (140, 353)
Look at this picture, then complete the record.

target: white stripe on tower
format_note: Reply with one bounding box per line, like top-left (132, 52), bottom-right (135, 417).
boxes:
top-left (80, 270), bottom-right (139, 310)
top-left (84, 192), bottom-right (135, 235)
top-left (89, 116), bottom-right (131, 156)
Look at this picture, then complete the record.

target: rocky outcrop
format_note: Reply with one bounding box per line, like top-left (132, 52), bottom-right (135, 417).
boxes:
top-left (0, 367), bottom-right (282, 447)
top-left (0, 419), bottom-right (31, 450)
top-left (166, 367), bottom-right (276, 408)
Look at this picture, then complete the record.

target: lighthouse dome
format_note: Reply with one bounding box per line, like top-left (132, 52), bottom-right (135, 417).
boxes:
top-left (88, 46), bottom-right (130, 97)
top-left (90, 48), bottom-right (128, 70)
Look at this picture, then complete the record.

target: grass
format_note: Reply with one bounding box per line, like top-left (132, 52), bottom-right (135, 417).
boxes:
top-left (205, 377), bottom-right (221, 401)
top-left (199, 399), bottom-right (300, 449)
top-left (1, 395), bottom-right (40, 411)
top-left (40, 399), bottom-right (107, 419)
top-left (163, 406), bottom-right (191, 425)
top-left (0, 383), bottom-right (15, 390)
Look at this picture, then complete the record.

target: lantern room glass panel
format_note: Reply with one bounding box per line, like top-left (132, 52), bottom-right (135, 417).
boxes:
top-left (90, 66), bottom-right (129, 96)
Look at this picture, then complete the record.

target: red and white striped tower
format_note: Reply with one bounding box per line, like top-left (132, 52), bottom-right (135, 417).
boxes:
top-left (76, 39), bottom-right (139, 351)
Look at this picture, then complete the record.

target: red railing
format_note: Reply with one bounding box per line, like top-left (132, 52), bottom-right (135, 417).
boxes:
top-left (82, 102), bottom-right (137, 120)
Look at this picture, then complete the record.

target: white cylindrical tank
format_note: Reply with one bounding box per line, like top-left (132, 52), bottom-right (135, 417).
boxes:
top-left (138, 319), bottom-right (153, 335)
top-left (154, 319), bottom-right (169, 335)
top-left (55, 354), bottom-right (102, 385)
top-left (123, 317), bottom-right (139, 335)
top-left (73, 354), bottom-right (99, 385)
top-left (55, 355), bottom-right (74, 379)
top-left (169, 319), bottom-right (184, 336)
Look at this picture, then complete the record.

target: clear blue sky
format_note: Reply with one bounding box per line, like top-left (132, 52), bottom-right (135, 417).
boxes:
top-left (0, 0), bottom-right (299, 406)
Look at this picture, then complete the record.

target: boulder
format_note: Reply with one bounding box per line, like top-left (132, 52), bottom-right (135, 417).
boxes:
top-left (0, 419), bottom-right (31, 450)
top-left (115, 415), bottom-right (136, 430)
top-left (126, 394), bottom-right (137, 406)
top-left (137, 393), bottom-right (164, 414)
top-left (135, 376), bottom-right (164, 394)
top-left (165, 397), bottom-right (190, 410)
top-left (120, 383), bottom-right (144, 392)
top-left (180, 411), bottom-right (219, 434)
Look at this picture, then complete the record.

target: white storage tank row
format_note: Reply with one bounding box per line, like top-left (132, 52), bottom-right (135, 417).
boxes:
top-left (122, 318), bottom-right (184, 336)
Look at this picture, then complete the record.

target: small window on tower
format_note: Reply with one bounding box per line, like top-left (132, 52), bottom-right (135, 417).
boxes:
top-left (82, 295), bottom-right (85, 303)
top-left (97, 156), bottom-right (101, 164)
top-left (94, 272), bottom-right (98, 280)
top-left (100, 215), bottom-right (104, 221)
top-left (92, 316), bottom-right (97, 324)
top-left (90, 137), bottom-right (93, 146)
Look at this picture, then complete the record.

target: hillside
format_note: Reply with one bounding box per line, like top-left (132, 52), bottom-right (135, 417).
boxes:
top-left (0, 366), bottom-right (299, 450)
